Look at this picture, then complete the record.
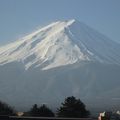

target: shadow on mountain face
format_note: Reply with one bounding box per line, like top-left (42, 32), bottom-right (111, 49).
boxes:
top-left (0, 61), bottom-right (120, 111)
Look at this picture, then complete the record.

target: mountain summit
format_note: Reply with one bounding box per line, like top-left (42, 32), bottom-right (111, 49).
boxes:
top-left (0, 19), bottom-right (120, 70)
top-left (0, 19), bottom-right (120, 111)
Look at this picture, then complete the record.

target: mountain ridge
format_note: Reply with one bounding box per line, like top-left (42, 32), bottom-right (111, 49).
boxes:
top-left (0, 19), bottom-right (120, 111)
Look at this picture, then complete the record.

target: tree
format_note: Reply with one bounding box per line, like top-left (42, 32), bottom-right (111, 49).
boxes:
top-left (0, 100), bottom-right (15, 115)
top-left (38, 104), bottom-right (55, 117)
top-left (28, 104), bottom-right (55, 117)
top-left (57, 96), bottom-right (90, 118)
top-left (29, 104), bottom-right (40, 116)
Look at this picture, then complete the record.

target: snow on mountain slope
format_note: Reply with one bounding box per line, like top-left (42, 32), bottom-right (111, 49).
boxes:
top-left (0, 19), bottom-right (120, 70)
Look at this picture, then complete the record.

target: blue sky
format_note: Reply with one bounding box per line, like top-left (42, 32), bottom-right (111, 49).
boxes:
top-left (0, 0), bottom-right (120, 45)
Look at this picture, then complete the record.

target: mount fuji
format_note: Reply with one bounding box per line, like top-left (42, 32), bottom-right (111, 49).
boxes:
top-left (0, 19), bottom-right (120, 111)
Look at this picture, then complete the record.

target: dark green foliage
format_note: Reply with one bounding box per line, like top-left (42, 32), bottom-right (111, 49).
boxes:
top-left (57, 96), bottom-right (90, 118)
top-left (0, 100), bottom-right (15, 115)
top-left (28, 104), bottom-right (55, 117)
top-left (29, 104), bottom-right (40, 116)
top-left (38, 104), bottom-right (55, 117)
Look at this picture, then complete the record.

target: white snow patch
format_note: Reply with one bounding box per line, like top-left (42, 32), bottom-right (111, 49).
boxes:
top-left (0, 19), bottom-right (120, 70)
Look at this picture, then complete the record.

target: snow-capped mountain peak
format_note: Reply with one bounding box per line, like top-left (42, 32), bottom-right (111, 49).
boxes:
top-left (0, 19), bottom-right (120, 70)
top-left (0, 19), bottom-right (120, 111)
